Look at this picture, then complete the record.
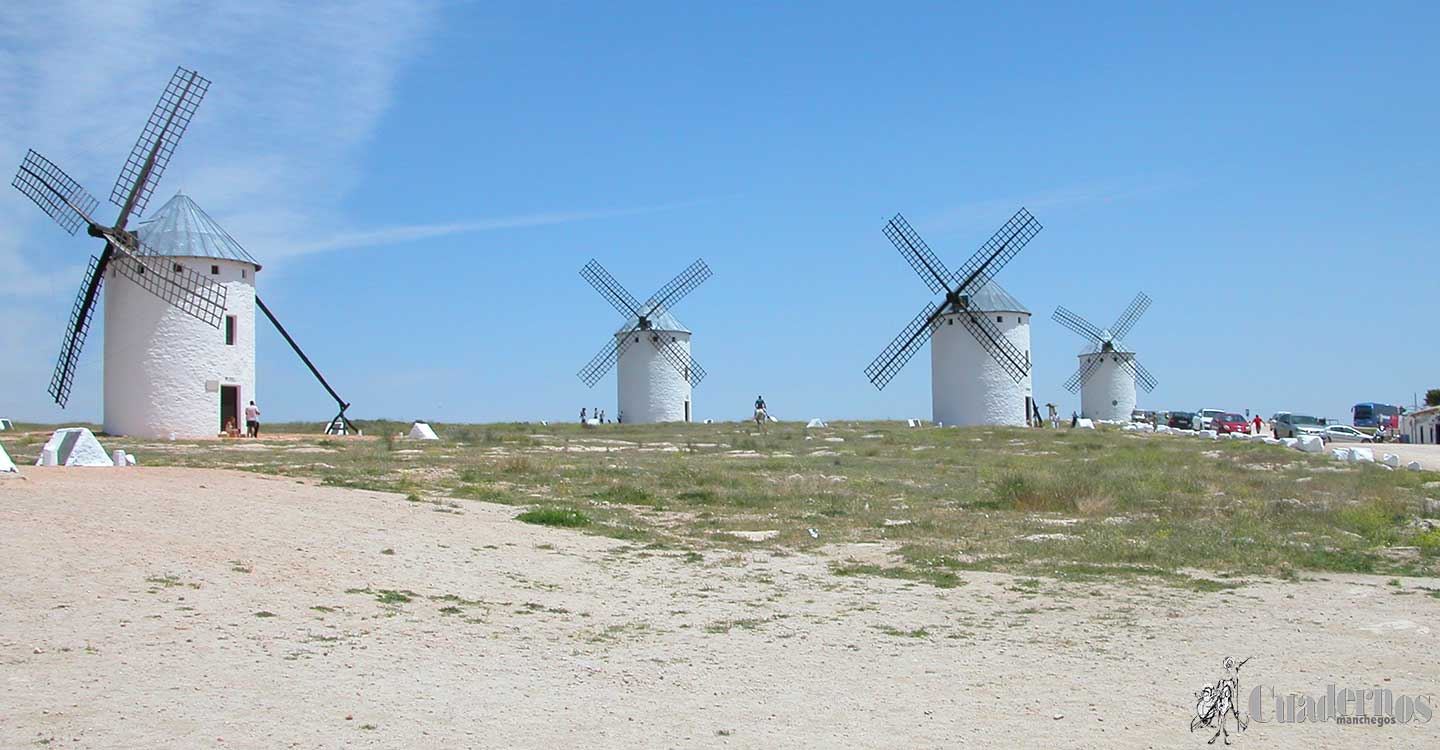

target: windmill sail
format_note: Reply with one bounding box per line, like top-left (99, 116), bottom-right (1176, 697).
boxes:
top-left (111, 67), bottom-right (211, 225)
top-left (13, 150), bottom-right (100, 235)
top-left (49, 255), bottom-right (107, 407)
top-left (867, 209), bottom-right (1042, 390)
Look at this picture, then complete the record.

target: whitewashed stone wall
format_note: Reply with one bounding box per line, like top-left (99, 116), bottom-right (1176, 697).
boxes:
top-left (103, 257), bottom-right (257, 438)
top-left (1078, 351), bottom-right (1137, 422)
top-left (616, 329), bottom-right (692, 424)
top-left (931, 311), bottom-right (1032, 426)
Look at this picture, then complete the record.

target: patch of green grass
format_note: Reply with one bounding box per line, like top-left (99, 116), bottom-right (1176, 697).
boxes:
top-left (310, 605), bottom-right (337, 613)
top-left (345, 587), bottom-right (416, 605)
top-left (380, 548), bottom-right (395, 555)
top-left (831, 562), bottom-right (965, 589)
top-left (517, 508), bottom-right (590, 528)
top-left (255, 610), bottom-right (277, 618)
top-left (77, 419), bottom-right (1439, 584)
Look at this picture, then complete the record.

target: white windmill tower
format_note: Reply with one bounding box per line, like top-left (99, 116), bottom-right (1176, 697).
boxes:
top-left (577, 259), bottom-right (711, 424)
top-left (866, 209), bottom-right (1044, 426)
top-left (1052, 293), bottom-right (1158, 422)
top-left (12, 67), bottom-right (358, 439)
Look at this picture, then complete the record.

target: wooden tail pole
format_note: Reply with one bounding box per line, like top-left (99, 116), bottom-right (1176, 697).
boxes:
top-left (255, 295), bottom-right (357, 434)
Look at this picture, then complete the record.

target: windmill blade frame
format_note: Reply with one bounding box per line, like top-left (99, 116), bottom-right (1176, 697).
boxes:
top-left (49, 255), bottom-right (108, 407)
top-left (643, 258), bottom-right (711, 318)
top-left (1062, 353), bottom-right (1105, 393)
top-left (1108, 292), bottom-right (1151, 343)
top-left (108, 234), bottom-right (228, 329)
top-left (580, 259), bottom-right (643, 318)
top-left (13, 150), bottom-right (100, 235)
top-left (865, 301), bottom-right (942, 390)
top-left (1052, 305), bottom-right (1107, 346)
top-left (111, 67), bottom-right (211, 225)
top-left (884, 214), bottom-right (952, 295)
top-left (648, 333), bottom-right (707, 387)
top-left (956, 310), bottom-right (1030, 383)
top-left (949, 208), bottom-right (1042, 297)
top-left (1118, 355), bottom-right (1159, 392)
top-left (577, 327), bottom-right (639, 387)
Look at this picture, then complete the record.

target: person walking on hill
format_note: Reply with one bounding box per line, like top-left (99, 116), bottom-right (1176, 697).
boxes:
top-left (1251, 415), bottom-right (1262, 434)
top-left (244, 400), bottom-right (261, 438)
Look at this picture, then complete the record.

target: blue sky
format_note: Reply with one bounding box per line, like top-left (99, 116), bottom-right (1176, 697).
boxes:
top-left (2, 1), bottom-right (1436, 425)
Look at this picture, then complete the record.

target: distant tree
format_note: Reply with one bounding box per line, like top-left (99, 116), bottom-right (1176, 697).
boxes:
top-left (1426, 389), bottom-right (1440, 408)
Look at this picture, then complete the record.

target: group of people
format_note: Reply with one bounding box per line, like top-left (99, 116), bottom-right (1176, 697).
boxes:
top-left (221, 400), bottom-right (262, 438)
top-left (579, 407), bottom-right (619, 425)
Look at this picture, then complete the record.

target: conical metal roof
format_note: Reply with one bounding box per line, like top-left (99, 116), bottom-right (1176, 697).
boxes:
top-left (135, 193), bottom-right (261, 269)
top-left (614, 306), bottom-right (690, 335)
top-left (960, 280), bottom-right (1029, 314)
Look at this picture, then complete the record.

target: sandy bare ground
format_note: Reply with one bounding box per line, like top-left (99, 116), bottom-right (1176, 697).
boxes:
top-left (1, 468), bottom-right (1436, 748)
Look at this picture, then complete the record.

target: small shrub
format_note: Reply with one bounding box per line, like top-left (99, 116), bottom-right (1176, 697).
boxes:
top-left (517, 508), bottom-right (590, 528)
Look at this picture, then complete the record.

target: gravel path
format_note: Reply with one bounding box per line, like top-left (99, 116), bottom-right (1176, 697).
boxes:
top-left (1, 467), bottom-right (1436, 748)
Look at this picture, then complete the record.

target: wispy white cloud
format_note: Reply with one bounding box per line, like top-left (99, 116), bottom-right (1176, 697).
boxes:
top-left (263, 197), bottom-right (719, 260)
top-left (0, 0), bottom-right (440, 420)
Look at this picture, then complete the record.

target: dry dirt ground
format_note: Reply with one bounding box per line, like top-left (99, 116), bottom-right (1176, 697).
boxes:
top-left (1, 468), bottom-right (1437, 749)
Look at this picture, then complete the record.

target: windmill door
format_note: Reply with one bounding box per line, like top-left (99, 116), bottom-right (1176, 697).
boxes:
top-left (684, 400), bottom-right (691, 423)
top-left (220, 385), bottom-right (239, 433)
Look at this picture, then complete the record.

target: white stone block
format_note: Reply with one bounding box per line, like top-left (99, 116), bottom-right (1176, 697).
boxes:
top-left (0, 443), bottom-right (15, 473)
top-left (1382, 453), bottom-right (1401, 468)
top-left (1297, 436), bottom-right (1325, 453)
top-left (1076, 418), bottom-right (1095, 430)
top-left (112, 449), bottom-right (127, 467)
top-left (1330, 447), bottom-right (1350, 461)
top-left (408, 421), bottom-right (439, 440)
top-left (34, 428), bottom-right (113, 467)
top-left (1200, 429), bottom-right (1218, 439)
top-left (806, 419), bottom-right (827, 428)
top-left (1407, 461), bottom-right (1423, 471)
top-left (1280, 438), bottom-right (1299, 448)
top-left (1348, 447), bottom-right (1375, 463)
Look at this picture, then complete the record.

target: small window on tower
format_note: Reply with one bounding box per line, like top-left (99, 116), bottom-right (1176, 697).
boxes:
top-left (173, 263), bottom-right (183, 273)
top-left (211, 265), bottom-right (220, 275)
top-left (225, 315), bottom-right (236, 346)
top-left (241, 269), bottom-right (247, 279)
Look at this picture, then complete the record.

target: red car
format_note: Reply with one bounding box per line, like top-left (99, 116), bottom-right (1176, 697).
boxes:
top-left (1214, 413), bottom-right (1251, 435)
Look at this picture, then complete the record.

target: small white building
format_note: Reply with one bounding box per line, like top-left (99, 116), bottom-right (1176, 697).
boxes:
top-left (1078, 346), bottom-right (1138, 422)
top-left (104, 193), bottom-right (260, 438)
top-left (615, 309), bottom-right (693, 424)
top-left (1401, 405), bottom-right (1440, 445)
top-left (931, 282), bottom-right (1033, 427)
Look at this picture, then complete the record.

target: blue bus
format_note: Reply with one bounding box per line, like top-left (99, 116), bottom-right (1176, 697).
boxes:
top-left (1353, 402), bottom-right (1402, 428)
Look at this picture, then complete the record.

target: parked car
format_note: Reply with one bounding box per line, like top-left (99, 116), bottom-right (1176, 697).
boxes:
top-left (1323, 425), bottom-right (1373, 444)
top-left (1273, 413), bottom-right (1325, 439)
top-left (1131, 409), bottom-right (1157, 424)
top-left (1214, 413), bottom-right (1251, 435)
top-left (1167, 411), bottom-right (1196, 430)
top-left (1196, 408), bottom-right (1226, 430)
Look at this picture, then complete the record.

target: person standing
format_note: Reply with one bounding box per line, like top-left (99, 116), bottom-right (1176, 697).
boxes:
top-left (1251, 414), bottom-right (1262, 434)
top-left (244, 400), bottom-right (261, 438)
top-left (580, 407), bottom-right (587, 424)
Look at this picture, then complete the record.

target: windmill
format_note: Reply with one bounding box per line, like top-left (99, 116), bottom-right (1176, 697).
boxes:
top-left (865, 209), bottom-right (1044, 427)
top-left (577, 258), bottom-right (710, 424)
top-left (1052, 292), bottom-right (1158, 422)
top-left (12, 67), bottom-right (357, 438)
